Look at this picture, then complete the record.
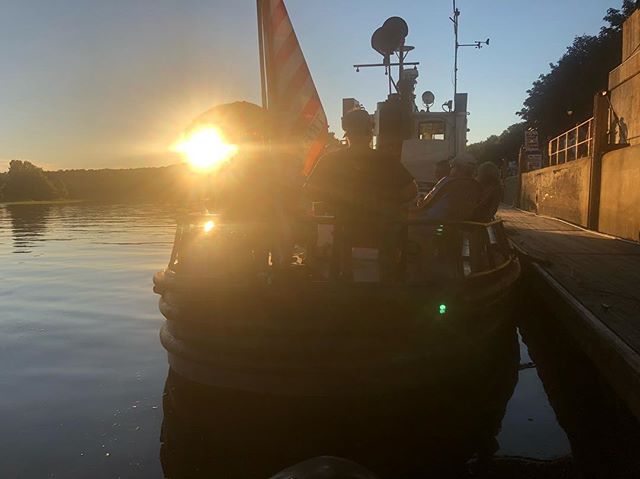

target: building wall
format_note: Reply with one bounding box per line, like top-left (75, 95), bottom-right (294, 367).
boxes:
top-left (601, 10), bottom-right (640, 241)
top-left (599, 145), bottom-right (640, 241)
top-left (505, 12), bottom-right (640, 238)
top-left (610, 10), bottom-right (640, 146)
top-left (622, 9), bottom-right (640, 62)
top-left (520, 158), bottom-right (592, 227)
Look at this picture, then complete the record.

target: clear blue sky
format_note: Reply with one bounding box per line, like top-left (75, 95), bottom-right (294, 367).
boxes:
top-left (0, 0), bottom-right (618, 170)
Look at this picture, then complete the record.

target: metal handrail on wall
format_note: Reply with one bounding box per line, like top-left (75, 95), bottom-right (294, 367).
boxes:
top-left (548, 117), bottom-right (594, 165)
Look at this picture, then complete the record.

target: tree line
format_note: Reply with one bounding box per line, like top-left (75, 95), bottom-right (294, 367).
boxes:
top-left (0, 160), bottom-right (195, 203)
top-left (468, 0), bottom-right (637, 168)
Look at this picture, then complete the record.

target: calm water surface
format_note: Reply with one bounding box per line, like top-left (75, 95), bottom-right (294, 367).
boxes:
top-left (0, 203), bottom-right (638, 478)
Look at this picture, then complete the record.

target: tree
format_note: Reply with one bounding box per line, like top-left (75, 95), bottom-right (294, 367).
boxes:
top-left (1, 160), bottom-right (62, 201)
top-left (517, 1), bottom-right (638, 141)
top-left (468, 122), bottom-right (527, 166)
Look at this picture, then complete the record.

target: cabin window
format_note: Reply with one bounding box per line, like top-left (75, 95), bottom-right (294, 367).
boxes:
top-left (419, 121), bottom-right (446, 140)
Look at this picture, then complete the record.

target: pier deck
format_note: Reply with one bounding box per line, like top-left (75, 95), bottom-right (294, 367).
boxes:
top-left (499, 207), bottom-right (640, 418)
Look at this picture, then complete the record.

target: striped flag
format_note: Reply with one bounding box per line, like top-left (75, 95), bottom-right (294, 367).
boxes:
top-left (259, 0), bottom-right (329, 175)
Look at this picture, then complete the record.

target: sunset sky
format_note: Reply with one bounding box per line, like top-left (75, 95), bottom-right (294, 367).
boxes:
top-left (0, 0), bottom-right (617, 171)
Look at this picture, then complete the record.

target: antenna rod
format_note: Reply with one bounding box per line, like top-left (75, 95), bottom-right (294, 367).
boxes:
top-left (354, 62), bottom-right (420, 69)
top-left (451, 1), bottom-right (489, 101)
top-left (452, 0), bottom-right (460, 157)
top-left (453, 0), bottom-right (459, 100)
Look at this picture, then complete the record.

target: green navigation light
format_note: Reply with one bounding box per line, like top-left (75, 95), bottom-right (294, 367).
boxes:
top-left (439, 304), bottom-right (447, 315)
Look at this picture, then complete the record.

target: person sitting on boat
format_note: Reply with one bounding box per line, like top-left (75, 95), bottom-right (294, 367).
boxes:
top-left (414, 153), bottom-right (481, 221)
top-left (473, 161), bottom-right (503, 222)
top-left (304, 108), bottom-right (417, 280)
top-left (406, 153), bottom-right (481, 281)
top-left (434, 158), bottom-right (452, 183)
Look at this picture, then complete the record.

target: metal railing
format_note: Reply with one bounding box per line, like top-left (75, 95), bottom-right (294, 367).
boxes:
top-left (548, 117), bottom-right (593, 165)
top-left (167, 214), bottom-right (517, 284)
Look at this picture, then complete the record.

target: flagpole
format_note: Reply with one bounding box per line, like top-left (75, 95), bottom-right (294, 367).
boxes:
top-left (257, 0), bottom-right (287, 265)
top-left (257, 0), bottom-right (268, 109)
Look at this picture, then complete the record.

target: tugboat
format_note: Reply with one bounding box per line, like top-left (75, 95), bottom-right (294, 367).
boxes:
top-left (153, 8), bottom-right (520, 396)
top-left (153, 208), bottom-right (519, 395)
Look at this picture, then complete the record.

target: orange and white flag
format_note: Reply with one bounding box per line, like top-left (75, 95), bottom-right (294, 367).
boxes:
top-left (260, 0), bottom-right (329, 175)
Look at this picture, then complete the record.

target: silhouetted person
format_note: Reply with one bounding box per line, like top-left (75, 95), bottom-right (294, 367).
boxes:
top-left (618, 117), bottom-right (629, 144)
top-left (305, 108), bottom-right (417, 280)
top-left (408, 154), bottom-right (480, 280)
top-left (473, 161), bottom-right (503, 222)
top-left (434, 158), bottom-right (452, 183)
top-left (414, 153), bottom-right (481, 221)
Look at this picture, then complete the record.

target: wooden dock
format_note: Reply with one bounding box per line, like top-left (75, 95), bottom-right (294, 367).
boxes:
top-left (498, 207), bottom-right (640, 419)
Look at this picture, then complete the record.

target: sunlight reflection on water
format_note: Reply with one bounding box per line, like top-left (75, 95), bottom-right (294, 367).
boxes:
top-left (0, 202), bottom-right (602, 478)
top-left (0, 203), bottom-right (176, 478)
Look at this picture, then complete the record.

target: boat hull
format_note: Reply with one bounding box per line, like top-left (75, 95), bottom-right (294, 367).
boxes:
top-left (154, 258), bottom-right (521, 395)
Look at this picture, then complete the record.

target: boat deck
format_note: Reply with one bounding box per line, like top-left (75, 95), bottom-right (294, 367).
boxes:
top-left (498, 206), bottom-right (640, 418)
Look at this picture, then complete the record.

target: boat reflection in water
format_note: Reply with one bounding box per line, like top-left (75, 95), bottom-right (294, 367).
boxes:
top-left (159, 320), bottom-right (519, 478)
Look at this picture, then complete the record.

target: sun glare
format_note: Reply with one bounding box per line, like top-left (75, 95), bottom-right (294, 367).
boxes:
top-left (174, 127), bottom-right (238, 172)
top-left (203, 220), bottom-right (215, 233)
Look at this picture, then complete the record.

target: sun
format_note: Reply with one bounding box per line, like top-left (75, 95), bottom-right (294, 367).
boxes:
top-left (203, 220), bottom-right (215, 233)
top-left (174, 126), bottom-right (238, 172)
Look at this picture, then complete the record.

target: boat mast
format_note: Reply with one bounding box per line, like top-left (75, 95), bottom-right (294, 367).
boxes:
top-left (452, 0), bottom-right (460, 101)
top-left (450, 1), bottom-right (489, 156)
top-left (451, 1), bottom-right (490, 102)
top-left (451, 1), bottom-right (460, 157)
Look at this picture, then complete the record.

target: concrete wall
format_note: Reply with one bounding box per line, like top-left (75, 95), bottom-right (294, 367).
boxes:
top-left (520, 158), bottom-right (592, 227)
top-left (610, 10), bottom-right (640, 146)
top-left (507, 12), bottom-right (640, 238)
top-left (622, 10), bottom-right (640, 62)
top-left (602, 11), bottom-right (640, 240)
top-left (502, 176), bottom-right (518, 206)
top-left (599, 145), bottom-right (640, 241)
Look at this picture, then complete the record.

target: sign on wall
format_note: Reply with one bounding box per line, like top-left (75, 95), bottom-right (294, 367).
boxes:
top-left (525, 129), bottom-right (539, 152)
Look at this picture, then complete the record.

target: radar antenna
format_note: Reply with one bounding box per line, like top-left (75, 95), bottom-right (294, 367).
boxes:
top-left (353, 17), bottom-right (420, 96)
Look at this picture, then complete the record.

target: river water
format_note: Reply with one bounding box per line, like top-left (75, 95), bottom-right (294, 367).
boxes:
top-left (0, 203), bottom-right (638, 478)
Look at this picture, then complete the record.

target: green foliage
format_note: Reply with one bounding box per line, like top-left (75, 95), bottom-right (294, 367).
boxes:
top-left (470, 2), bottom-right (638, 167)
top-left (46, 164), bottom-right (193, 203)
top-left (1, 160), bottom-right (63, 201)
top-left (467, 122), bottom-right (526, 166)
top-left (0, 161), bottom-right (193, 203)
top-left (517, 1), bottom-right (637, 140)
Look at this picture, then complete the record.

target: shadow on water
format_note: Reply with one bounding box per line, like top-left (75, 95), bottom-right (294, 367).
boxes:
top-left (517, 292), bottom-right (640, 479)
top-left (158, 285), bottom-right (640, 479)
top-left (3, 203), bottom-right (637, 477)
top-left (159, 319), bottom-right (521, 479)
top-left (4, 204), bottom-right (51, 253)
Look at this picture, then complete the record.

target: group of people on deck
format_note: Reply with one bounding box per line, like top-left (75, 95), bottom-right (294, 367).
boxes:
top-left (205, 106), bottom-right (502, 279)
top-left (415, 154), bottom-right (502, 223)
top-left (303, 108), bottom-right (503, 280)
top-left (305, 108), bottom-right (502, 227)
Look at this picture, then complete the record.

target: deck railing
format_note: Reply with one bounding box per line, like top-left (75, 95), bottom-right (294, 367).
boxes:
top-left (169, 214), bottom-right (517, 284)
top-left (548, 117), bottom-right (594, 165)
